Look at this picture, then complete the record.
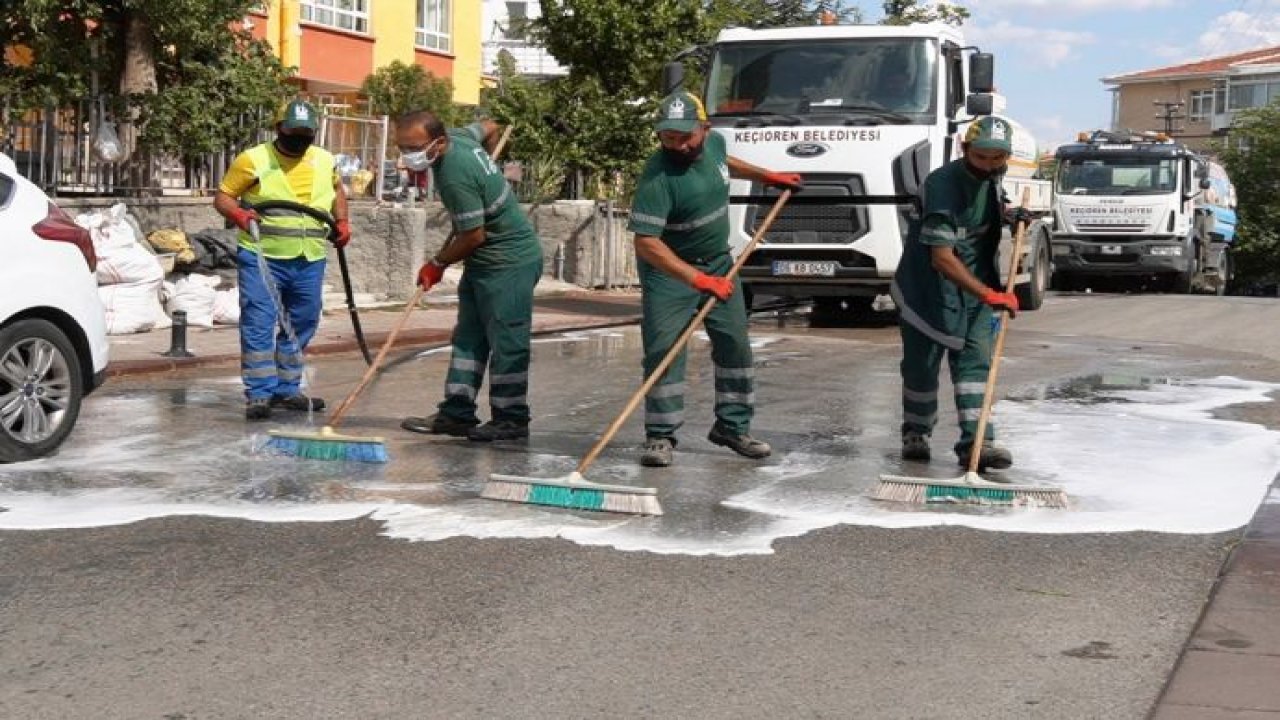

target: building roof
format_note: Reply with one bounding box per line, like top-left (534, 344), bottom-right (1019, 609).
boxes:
top-left (1105, 44), bottom-right (1280, 84)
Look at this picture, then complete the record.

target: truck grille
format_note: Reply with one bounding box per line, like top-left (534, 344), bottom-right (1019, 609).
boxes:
top-left (1075, 224), bottom-right (1147, 233)
top-left (745, 175), bottom-right (869, 245)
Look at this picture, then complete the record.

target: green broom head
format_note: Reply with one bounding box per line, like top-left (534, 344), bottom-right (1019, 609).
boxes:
top-left (482, 472), bottom-right (664, 515)
top-left (263, 427), bottom-right (389, 464)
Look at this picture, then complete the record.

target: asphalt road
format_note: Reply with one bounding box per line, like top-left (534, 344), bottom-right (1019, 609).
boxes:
top-left (2, 292), bottom-right (1277, 719)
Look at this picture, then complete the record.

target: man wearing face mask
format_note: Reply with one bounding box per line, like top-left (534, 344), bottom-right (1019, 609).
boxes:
top-left (214, 99), bottom-right (351, 421)
top-left (627, 90), bottom-right (802, 468)
top-left (394, 111), bottom-right (542, 442)
top-left (890, 115), bottom-right (1024, 470)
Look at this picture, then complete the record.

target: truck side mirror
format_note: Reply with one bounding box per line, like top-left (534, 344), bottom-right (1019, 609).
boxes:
top-left (663, 61), bottom-right (685, 95)
top-left (1199, 178), bottom-right (1211, 190)
top-left (965, 93), bottom-right (994, 116)
top-left (969, 53), bottom-right (995, 94)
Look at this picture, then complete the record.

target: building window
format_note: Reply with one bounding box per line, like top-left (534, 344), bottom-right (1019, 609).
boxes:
top-left (416, 0), bottom-right (452, 53)
top-left (301, 0), bottom-right (370, 34)
top-left (1188, 90), bottom-right (1213, 121)
top-left (1228, 82), bottom-right (1269, 111)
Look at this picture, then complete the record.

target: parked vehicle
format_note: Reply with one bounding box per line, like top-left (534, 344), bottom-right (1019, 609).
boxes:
top-left (666, 23), bottom-right (1053, 317)
top-left (0, 152), bottom-right (109, 462)
top-left (1049, 130), bottom-right (1238, 294)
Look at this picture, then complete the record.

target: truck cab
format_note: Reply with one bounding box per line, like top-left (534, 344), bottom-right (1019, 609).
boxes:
top-left (1050, 130), bottom-right (1238, 294)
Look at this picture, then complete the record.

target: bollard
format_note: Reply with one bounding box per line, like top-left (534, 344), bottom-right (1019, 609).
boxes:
top-left (161, 310), bottom-right (196, 358)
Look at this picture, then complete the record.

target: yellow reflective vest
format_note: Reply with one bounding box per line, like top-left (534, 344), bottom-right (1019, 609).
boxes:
top-left (237, 143), bottom-right (337, 261)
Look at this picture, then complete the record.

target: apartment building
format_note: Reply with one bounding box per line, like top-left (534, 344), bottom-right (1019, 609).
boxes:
top-left (481, 0), bottom-right (567, 79)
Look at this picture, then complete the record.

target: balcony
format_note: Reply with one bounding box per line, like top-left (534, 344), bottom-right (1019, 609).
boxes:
top-left (482, 41), bottom-right (568, 78)
top-left (1211, 112), bottom-right (1236, 132)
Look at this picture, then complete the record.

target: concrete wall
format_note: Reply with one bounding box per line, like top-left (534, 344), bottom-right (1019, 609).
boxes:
top-left (58, 197), bottom-right (635, 302)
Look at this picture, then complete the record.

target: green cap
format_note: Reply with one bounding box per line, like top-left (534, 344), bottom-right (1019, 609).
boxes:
top-left (655, 91), bottom-right (707, 133)
top-left (279, 100), bottom-right (319, 131)
top-left (964, 116), bottom-right (1013, 153)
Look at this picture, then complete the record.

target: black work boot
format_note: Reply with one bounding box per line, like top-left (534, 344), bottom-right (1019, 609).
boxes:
top-left (902, 432), bottom-right (931, 462)
top-left (707, 423), bottom-right (772, 459)
top-left (400, 413), bottom-right (479, 437)
top-left (957, 443), bottom-right (1014, 471)
top-left (640, 436), bottom-right (675, 467)
top-left (467, 419), bottom-right (530, 442)
top-left (271, 394), bottom-right (326, 412)
top-left (245, 398), bottom-right (272, 422)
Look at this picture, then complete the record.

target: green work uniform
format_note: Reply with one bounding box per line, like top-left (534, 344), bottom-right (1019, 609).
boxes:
top-left (891, 158), bottom-right (1005, 454)
top-left (434, 125), bottom-right (543, 424)
top-left (628, 132), bottom-right (755, 439)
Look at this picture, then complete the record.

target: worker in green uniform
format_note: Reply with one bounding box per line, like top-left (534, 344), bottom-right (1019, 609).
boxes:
top-left (891, 115), bottom-right (1026, 470)
top-left (394, 112), bottom-right (543, 442)
top-left (628, 90), bottom-right (803, 467)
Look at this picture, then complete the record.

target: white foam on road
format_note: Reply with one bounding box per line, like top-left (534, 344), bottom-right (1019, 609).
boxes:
top-left (1, 377), bottom-right (1277, 556)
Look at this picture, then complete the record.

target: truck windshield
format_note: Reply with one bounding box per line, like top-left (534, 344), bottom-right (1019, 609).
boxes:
top-left (705, 38), bottom-right (937, 124)
top-left (1056, 156), bottom-right (1179, 196)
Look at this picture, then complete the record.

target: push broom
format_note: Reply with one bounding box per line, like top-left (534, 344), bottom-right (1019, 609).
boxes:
top-left (872, 192), bottom-right (1069, 509)
top-left (480, 190), bottom-right (794, 515)
top-left (264, 125), bottom-right (515, 462)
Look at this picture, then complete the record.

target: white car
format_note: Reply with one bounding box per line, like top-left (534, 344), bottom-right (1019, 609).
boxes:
top-left (0, 152), bottom-right (109, 462)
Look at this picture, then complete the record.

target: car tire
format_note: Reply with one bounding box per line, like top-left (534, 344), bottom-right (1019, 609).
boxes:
top-left (0, 318), bottom-right (85, 463)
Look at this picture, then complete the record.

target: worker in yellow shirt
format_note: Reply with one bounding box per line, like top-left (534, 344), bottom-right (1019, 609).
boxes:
top-left (214, 100), bottom-right (351, 421)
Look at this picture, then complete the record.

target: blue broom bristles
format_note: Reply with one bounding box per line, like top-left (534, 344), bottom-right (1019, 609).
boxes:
top-left (262, 435), bottom-right (389, 463)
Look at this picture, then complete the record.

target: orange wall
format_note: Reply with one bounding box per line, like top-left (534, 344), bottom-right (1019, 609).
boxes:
top-left (299, 25), bottom-right (375, 88)
top-left (415, 50), bottom-right (454, 81)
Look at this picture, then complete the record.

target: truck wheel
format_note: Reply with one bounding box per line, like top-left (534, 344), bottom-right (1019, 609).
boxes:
top-left (1170, 260), bottom-right (1197, 294)
top-left (1215, 250), bottom-right (1233, 296)
top-left (1015, 232), bottom-right (1050, 311)
top-left (742, 284), bottom-right (756, 313)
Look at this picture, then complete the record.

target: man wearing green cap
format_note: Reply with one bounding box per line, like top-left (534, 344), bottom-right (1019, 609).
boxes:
top-left (627, 89), bottom-right (803, 468)
top-left (891, 115), bottom-right (1025, 470)
top-left (215, 99), bottom-right (350, 421)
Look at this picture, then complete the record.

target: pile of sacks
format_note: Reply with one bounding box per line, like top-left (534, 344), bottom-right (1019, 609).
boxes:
top-left (75, 204), bottom-right (241, 335)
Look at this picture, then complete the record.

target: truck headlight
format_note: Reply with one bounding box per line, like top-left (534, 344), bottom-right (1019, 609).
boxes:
top-left (1149, 246), bottom-right (1183, 256)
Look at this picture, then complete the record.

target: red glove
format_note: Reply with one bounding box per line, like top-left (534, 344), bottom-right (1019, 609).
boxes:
top-left (691, 272), bottom-right (734, 302)
top-left (980, 289), bottom-right (1019, 318)
top-left (333, 218), bottom-right (351, 249)
top-left (228, 207), bottom-right (258, 233)
top-left (762, 172), bottom-right (803, 191)
top-left (417, 260), bottom-right (446, 290)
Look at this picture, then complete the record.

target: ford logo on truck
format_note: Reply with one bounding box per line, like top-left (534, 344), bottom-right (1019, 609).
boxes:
top-left (786, 142), bottom-right (828, 158)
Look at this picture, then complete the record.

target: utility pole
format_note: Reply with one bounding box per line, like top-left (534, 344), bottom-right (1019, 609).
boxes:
top-left (1153, 100), bottom-right (1185, 136)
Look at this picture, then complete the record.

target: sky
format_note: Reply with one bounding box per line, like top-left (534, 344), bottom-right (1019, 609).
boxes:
top-left (860, 0), bottom-right (1280, 152)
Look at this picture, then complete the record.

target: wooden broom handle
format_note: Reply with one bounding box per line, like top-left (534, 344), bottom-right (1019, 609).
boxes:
top-left (967, 187), bottom-right (1030, 474)
top-left (326, 124), bottom-right (516, 428)
top-left (575, 189), bottom-right (793, 474)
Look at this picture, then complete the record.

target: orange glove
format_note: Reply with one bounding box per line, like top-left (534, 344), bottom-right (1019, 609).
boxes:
top-left (417, 260), bottom-right (446, 290)
top-left (762, 172), bottom-right (803, 191)
top-left (228, 207), bottom-right (258, 233)
top-left (333, 218), bottom-right (352, 249)
top-left (980, 289), bottom-right (1019, 318)
top-left (691, 272), bottom-right (734, 302)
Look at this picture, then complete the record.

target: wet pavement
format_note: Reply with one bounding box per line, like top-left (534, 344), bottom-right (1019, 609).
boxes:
top-left (1, 294), bottom-right (1279, 718)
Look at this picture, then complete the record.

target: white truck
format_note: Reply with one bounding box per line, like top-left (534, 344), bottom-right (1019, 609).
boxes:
top-left (666, 23), bottom-right (1054, 317)
top-left (1049, 130), bottom-right (1238, 294)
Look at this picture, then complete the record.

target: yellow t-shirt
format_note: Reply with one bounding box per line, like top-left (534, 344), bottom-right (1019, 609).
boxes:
top-left (219, 144), bottom-right (339, 201)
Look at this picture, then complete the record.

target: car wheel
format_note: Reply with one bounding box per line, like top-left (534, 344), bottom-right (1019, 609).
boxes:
top-left (0, 318), bottom-right (85, 463)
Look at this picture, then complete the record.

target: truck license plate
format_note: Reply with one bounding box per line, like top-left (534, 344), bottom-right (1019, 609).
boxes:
top-left (772, 260), bottom-right (838, 277)
top-left (1100, 245), bottom-right (1123, 255)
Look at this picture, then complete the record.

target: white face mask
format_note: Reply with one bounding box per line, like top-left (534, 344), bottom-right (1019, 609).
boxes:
top-left (401, 138), bottom-right (443, 171)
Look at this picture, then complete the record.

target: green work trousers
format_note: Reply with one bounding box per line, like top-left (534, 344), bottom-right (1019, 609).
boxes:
top-left (641, 254), bottom-right (754, 439)
top-left (899, 302), bottom-right (996, 454)
top-left (438, 259), bottom-right (542, 423)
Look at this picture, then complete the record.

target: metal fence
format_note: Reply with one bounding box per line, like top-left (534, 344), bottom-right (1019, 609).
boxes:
top-left (317, 112), bottom-right (391, 202)
top-left (584, 200), bottom-right (637, 289)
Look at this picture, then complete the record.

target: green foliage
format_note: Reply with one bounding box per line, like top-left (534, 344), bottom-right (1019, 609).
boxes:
top-left (881, 0), bottom-right (969, 26)
top-left (1217, 103), bottom-right (1280, 285)
top-left (361, 60), bottom-right (467, 125)
top-left (709, 0), bottom-right (861, 29)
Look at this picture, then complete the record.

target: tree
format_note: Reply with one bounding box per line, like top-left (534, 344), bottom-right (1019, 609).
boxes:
top-left (708, 0), bottom-right (861, 29)
top-left (1217, 104), bottom-right (1280, 286)
top-left (880, 0), bottom-right (970, 26)
top-left (361, 60), bottom-right (467, 126)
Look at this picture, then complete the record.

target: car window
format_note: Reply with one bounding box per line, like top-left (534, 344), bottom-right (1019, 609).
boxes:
top-left (0, 172), bottom-right (14, 210)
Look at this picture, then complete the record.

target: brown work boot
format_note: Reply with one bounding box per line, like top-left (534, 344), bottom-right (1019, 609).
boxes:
top-left (957, 443), bottom-right (1013, 471)
top-left (707, 423), bottom-right (771, 459)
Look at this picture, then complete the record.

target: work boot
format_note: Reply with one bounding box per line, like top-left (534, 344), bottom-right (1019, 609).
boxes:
top-left (902, 432), bottom-right (931, 462)
top-left (707, 423), bottom-right (772, 459)
top-left (245, 398), bottom-right (272, 422)
top-left (271, 394), bottom-right (326, 412)
top-left (467, 419), bottom-right (530, 442)
top-left (957, 443), bottom-right (1014, 471)
top-left (400, 413), bottom-right (479, 437)
top-left (640, 436), bottom-right (675, 467)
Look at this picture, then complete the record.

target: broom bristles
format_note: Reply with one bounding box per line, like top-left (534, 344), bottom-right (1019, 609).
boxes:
top-left (872, 473), bottom-right (1069, 509)
top-left (262, 433), bottom-right (389, 463)
top-left (481, 472), bottom-right (663, 516)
